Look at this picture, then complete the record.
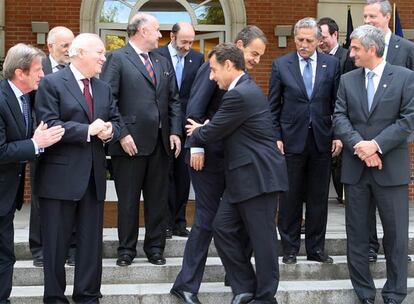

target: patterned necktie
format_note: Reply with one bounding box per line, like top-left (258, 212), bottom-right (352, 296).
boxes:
top-left (175, 55), bottom-right (183, 89)
top-left (303, 58), bottom-right (313, 99)
top-left (20, 95), bottom-right (30, 136)
top-left (81, 78), bottom-right (94, 121)
top-left (366, 71), bottom-right (375, 111)
top-left (141, 53), bottom-right (157, 86)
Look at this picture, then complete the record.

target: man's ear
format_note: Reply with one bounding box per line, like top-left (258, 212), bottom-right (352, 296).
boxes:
top-left (235, 40), bottom-right (244, 50)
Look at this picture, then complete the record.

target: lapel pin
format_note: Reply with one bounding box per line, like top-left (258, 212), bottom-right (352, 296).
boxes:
top-left (155, 59), bottom-right (159, 62)
top-left (322, 64), bottom-right (327, 68)
top-left (395, 45), bottom-right (399, 49)
top-left (383, 84), bottom-right (387, 88)
top-left (164, 71), bottom-right (170, 76)
top-left (189, 59), bottom-right (192, 63)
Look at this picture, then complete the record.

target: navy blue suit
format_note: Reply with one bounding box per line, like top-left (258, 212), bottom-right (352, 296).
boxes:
top-left (153, 45), bottom-right (204, 232)
top-left (172, 61), bottom-right (226, 293)
top-left (0, 80), bottom-right (37, 302)
top-left (268, 51), bottom-right (340, 256)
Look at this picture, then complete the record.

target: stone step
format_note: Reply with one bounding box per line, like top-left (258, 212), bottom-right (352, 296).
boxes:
top-left (13, 231), bottom-right (414, 260)
top-left (12, 255), bottom-right (414, 286)
top-left (10, 279), bottom-right (414, 304)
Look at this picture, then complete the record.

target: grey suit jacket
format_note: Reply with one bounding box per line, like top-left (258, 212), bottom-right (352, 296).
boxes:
top-left (386, 33), bottom-right (414, 70)
top-left (333, 63), bottom-right (414, 186)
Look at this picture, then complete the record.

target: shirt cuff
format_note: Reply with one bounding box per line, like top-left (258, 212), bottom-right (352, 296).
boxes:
top-left (31, 139), bottom-right (41, 155)
top-left (191, 147), bottom-right (205, 154)
top-left (372, 139), bottom-right (382, 154)
top-left (87, 128), bottom-right (91, 142)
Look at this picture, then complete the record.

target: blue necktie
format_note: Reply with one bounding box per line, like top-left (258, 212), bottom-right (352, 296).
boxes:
top-left (20, 95), bottom-right (30, 136)
top-left (303, 58), bottom-right (313, 99)
top-left (175, 55), bottom-right (183, 89)
top-left (366, 71), bottom-right (375, 111)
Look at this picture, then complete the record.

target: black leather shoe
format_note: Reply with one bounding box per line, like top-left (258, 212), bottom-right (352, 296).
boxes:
top-left (66, 254), bottom-right (75, 266)
top-left (368, 248), bottom-right (377, 263)
top-left (231, 292), bottom-right (254, 304)
top-left (173, 227), bottom-right (190, 237)
top-left (282, 253), bottom-right (297, 264)
top-left (170, 288), bottom-right (201, 304)
top-left (148, 252), bottom-right (166, 265)
top-left (307, 250), bottom-right (333, 264)
top-left (384, 298), bottom-right (398, 304)
top-left (361, 299), bottom-right (374, 304)
top-left (33, 257), bottom-right (43, 267)
top-left (116, 254), bottom-right (132, 267)
top-left (166, 228), bottom-right (173, 239)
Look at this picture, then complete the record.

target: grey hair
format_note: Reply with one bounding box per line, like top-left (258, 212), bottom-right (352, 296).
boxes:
top-left (47, 26), bottom-right (73, 44)
top-left (365, 0), bottom-right (392, 16)
top-left (350, 24), bottom-right (385, 57)
top-left (234, 25), bottom-right (268, 46)
top-left (127, 13), bottom-right (154, 38)
top-left (2, 43), bottom-right (45, 80)
top-left (294, 17), bottom-right (321, 39)
top-left (68, 33), bottom-right (102, 58)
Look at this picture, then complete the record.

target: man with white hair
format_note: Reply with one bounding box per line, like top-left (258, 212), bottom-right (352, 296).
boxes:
top-left (0, 43), bottom-right (64, 304)
top-left (35, 33), bottom-right (121, 303)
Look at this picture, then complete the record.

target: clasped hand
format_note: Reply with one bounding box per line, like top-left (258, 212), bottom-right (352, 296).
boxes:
top-left (89, 118), bottom-right (113, 141)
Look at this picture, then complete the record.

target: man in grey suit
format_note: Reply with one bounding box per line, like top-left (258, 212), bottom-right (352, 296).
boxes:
top-left (363, 0), bottom-right (414, 262)
top-left (334, 25), bottom-right (414, 304)
top-left (101, 13), bottom-right (181, 267)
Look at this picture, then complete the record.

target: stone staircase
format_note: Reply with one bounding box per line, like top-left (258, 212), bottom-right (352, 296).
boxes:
top-left (9, 231), bottom-right (414, 304)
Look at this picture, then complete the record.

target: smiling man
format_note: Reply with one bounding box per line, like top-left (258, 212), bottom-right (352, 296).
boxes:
top-left (268, 17), bottom-right (341, 266)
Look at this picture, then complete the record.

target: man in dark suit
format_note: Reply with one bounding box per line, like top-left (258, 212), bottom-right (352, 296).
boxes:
top-left (170, 26), bottom-right (268, 304)
top-left (153, 22), bottom-right (204, 238)
top-left (334, 24), bottom-right (414, 304)
top-left (363, 0), bottom-right (414, 263)
top-left (186, 42), bottom-right (288, 304)
top-left (269, 17), bottom-right (341, 265)
top-left (29, 25), bottom-right (75, 268)
top-left (0, 43), bottom-right (64, 304)
top-left (35, 33), bottom-right (121, 303)
top-left (100, 13), bottom-right (181, 267)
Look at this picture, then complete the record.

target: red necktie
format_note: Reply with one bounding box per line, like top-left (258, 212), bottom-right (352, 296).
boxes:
top-left (141, 53), bottom-right (157, 86)
top-left (81, 78), bottom-right (94, 121)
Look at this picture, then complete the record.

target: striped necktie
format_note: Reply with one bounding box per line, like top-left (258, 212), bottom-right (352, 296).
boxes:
top-left (141, 53), bottom-right (157, 86)
top-left (20, 95), bottom-right (30, 136)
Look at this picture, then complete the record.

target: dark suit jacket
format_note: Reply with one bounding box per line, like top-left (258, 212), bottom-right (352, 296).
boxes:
top-left (333, 63), bottom-right (414, 186)
top-left (387, 33), bottom-right (414, 70)
top-left (334, 45), bottom-right (356, 74)
top-left (191, 75), bottom-right (288, 203)
top-left (42, 56), bottom-right (53, 75)
top-left (153, 44), bottom-right (204, 118)
top-left (100, 43), bottom-right (181, 156)
top-left (34, 67), bottom-right (121, 201)
top-left (185, 61), bottom-right (226, 172)
top-left (268, 51), bottom-right (340, 154)
top-left (0, 80), bottom-right (37, 215)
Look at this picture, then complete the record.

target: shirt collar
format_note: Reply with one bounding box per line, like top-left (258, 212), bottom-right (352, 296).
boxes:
top-left (364, 59), bottom-right (386, 78)
top-left (297, 51), bottom-right (317, 62)
top-left (228, 72), bottom-right (245, 91)
top-left (7, 80), bottom-right (25, 99)
top-left (168, 43), bottom-right (178, 58)
top-left (70, 63), bottom-right (88, 82)
top-left (329, 43), bottom-right (339, 55)
top-left (129, 40), bottom-right (146, 56)
top-left (384, 29), bottom-right (392, 46)
top-left (49, 55), bottom-right (59, 69)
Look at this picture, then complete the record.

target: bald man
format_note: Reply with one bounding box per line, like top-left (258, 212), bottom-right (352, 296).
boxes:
top-left (154, 22), bottom-right (204, 239)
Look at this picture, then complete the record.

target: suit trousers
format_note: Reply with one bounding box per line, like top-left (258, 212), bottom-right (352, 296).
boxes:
top-left (40, 175), bottom-right (103, 303)
top-left (112, 135), bottom-right (169, 258)
top-left (213, 192), bottom-right (279, 303)
top-left (0, 210), bottom-right (15, 302)
top-left (368, 204), bottom-right (381, 253)
top-left (345, 169), bottom-right (408, 303)
top-left (173, 168), bottom-right (225, 293)
top-left (167, 146), bottom-right (191, 230)
top-left (278, 129), bottom-right (331, 255)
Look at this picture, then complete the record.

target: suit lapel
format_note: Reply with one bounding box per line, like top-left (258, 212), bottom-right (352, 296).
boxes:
top-left (287, 54), bottom-right (308, 100)
top-left (311, 53), bottom-right (327, 100)
top-left (356, 69), bottom-right (370, 118)
top-left (62, 68), bottom-right (91, 120)
top-left (150, 52), bottom-right (162, 90)
top-left (124, 44), bottom-right (156, 88)
top-left (90, 78), bottom-right (103, 120)
top-left (1, 81), bottom-right (28, 138)
top-left (386, 34), bottom-right (400, 65)
top-left (368, 64), bottom-right (393, 118)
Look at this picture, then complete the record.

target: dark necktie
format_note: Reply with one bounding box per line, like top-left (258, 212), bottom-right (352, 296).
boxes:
top-left (20, 95), bottom-right (30, 136)
top-left (140, 53), bottom-right (157, 86)
top-left (81, 78), bottom-right (94, 121)
top-left (175, 55), bottom-right (183, 89)
top-left (303, 58), bottom-right (313, 99)
top-left (56, 64), bottom-right (65, 70)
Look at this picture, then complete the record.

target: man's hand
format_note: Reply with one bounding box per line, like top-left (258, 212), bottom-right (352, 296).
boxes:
top-left (332, 139), bottom-right (343, 157)
top-left (97, 122), bottom-right (113, 142)
top-left (364, 153), bottom-right (383, 170)
top-left (276, 140), bottom-right (284, 155)
top-left (186, 118), bottom-right (209, 136)
top-left (88, 119), bottom-right (107, 136)
top-left (170, 135), bottom-right (181, 158)
top-left (190, 152), bottom-right (205, 171)
top-left (32, 121), bottom-right (65, 148)
top-left (354, 140), bottom-right (378, 161)
top-left (120, 134), bottom-right (138, 156)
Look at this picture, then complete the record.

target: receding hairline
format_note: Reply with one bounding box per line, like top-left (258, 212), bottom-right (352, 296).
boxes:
top-left (47, 26), bottom-right (74, 44)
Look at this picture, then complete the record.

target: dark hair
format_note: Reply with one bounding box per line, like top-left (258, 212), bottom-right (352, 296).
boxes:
top-left (318, 17), bottom-right (339, 35)
top-left (208, 42), bottom-right (245, 71)
top-left (234, 25), bottom-right (267, 47)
